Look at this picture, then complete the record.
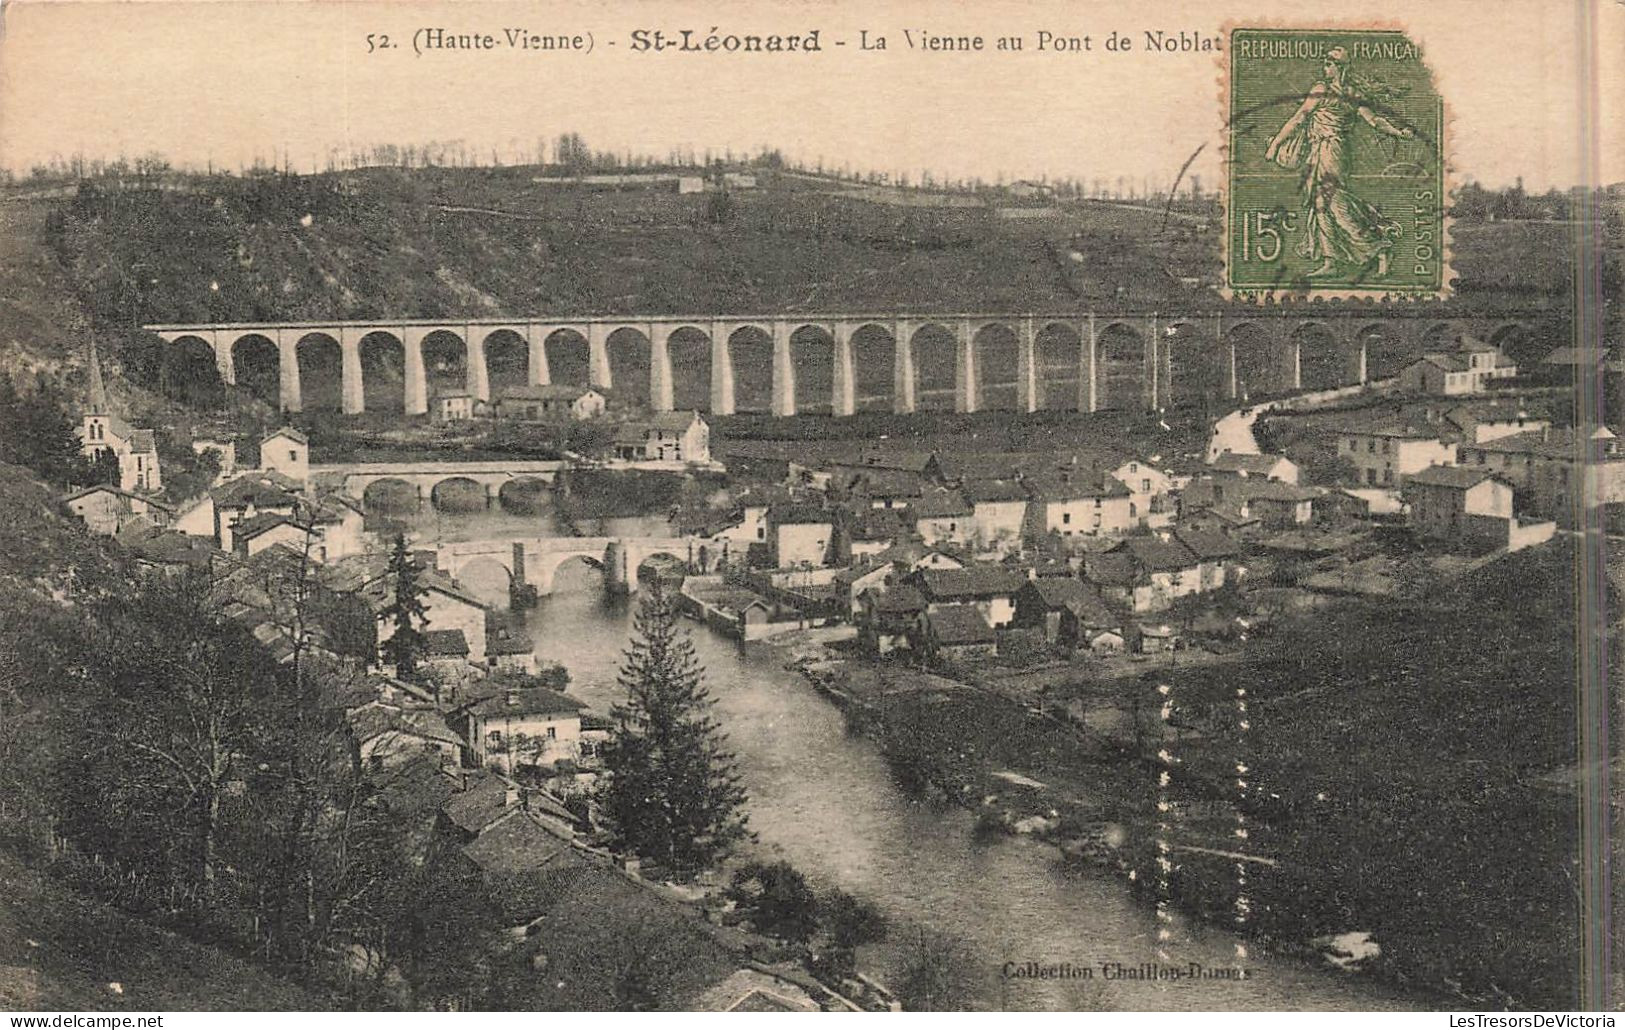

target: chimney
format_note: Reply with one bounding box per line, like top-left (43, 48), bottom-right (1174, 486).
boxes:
top-left (504, 784), bottom-right (519, 808)
top-left (505, 688), bottom-right (520, 708)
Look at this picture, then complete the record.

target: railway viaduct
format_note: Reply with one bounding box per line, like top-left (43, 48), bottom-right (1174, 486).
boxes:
top-left (145, 309), bottom-right (1534, 417)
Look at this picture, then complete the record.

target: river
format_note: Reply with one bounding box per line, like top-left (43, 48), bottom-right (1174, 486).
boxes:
top-left (404, 508), bottom-right (1421, 1011)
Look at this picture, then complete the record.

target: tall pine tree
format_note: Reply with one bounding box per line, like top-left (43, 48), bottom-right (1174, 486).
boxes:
top-left (603, 582), bottom-right (751, 876)
top-left (378, 533), bottom-right (429, 678)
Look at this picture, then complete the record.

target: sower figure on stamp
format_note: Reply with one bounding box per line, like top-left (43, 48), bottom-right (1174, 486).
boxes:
top-left (1265, 45), bottom-right (1417, 278)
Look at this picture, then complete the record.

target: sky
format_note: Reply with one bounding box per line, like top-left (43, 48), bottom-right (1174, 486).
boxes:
top-left (0, 0), bottom-right (1620, 191)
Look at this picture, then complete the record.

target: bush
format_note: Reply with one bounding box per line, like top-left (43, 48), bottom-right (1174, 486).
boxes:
top-left (727, 861), bottom-right (819, 942)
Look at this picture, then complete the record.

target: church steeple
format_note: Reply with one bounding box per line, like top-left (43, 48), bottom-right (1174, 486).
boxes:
top-left (86, 339), bottom-right (109, 415)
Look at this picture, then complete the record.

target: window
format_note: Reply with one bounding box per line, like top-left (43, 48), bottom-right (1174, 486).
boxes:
top-left (1368, 441), bottom-right (1376, 453)
top-left (545, 726), bottom-right (557, 740)
top-left (1062, 512), bottom-right (1071, 525)
top-left (486, 729), bottom-right (503, 752)
top-left (1141, 479), bottom-right (1151, 492)
top-left (289, 449), bottom-right (298, 462)
top-left (1129, 503), bottom-right (1138, 518)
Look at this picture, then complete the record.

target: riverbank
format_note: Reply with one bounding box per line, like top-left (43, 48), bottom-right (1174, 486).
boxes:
top-left (767, 628), bottom-right (1462, 1010)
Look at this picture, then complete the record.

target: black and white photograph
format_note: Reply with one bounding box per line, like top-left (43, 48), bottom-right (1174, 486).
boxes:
top-left (0, 0), bottom-right (1618, 1017)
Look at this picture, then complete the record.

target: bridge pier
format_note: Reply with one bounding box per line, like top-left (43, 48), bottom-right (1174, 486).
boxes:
top-left (277, 333), bottom-right (302, 412)
top-left (340, 334), bottom-right (365, 414)
top-left (467, 330), bottom-right (491, 403)
top-left (832, 326), bottom-right (856, 416)
top-left (402, 327), bottom-right (430, 415)
top-left (212, 332), bottom-right (236, 387)
top-left (588, 324), bottom-right (613, 390)
top-left (954, 321), bottom-right (977, 413)
top-left (528, 329), bottom-right (552, 387)
top-left (650, 331), bottom-right (674, 411)
top-left (710, 322), bottom-right (736, 415)
top-left (771, 323), bottom-right (796, 417)
top-left (894, 320), bottom-right (917, 414)
top-left (1016, 317), bottom-right (1038, 413)
top-left (1082, 315), bottom-right (1099, 413)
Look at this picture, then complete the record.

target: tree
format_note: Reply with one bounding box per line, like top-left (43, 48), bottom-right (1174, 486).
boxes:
top-left (727, 860), bottom-right (819, 941)
top-left (2, 376), bottom-right (93, 486)
top-left (378, 533), bottom-right (429, 678)
top-left (602, 582), bottom-right (751, 875)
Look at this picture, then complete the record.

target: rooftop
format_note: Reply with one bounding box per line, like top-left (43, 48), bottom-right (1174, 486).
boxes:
top-left (912, 487), bottom-right (972, 519)
top-left (1210, 452), bottom-right (1293, 476)
top-left (464, 686), bottom-right (588, 721)
top-left (925, 604), bottom-right (997, 645)
top-left (1406, 465), bottom-right (1506, 490)
top-left (917, 565), bottom-right (1026, 600)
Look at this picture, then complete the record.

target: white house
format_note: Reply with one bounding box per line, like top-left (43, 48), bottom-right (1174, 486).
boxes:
top-left (496, 384), bottom-right (608, 421)
top-left (258, 427), bottom-right (310, 484)
top-left (962, 479), bottom-right (1028, 553)
top-left (612, 411), bottom-right (711, 463)
top-left (1024, 472), bottom-right (1135, 543)
top-left (1398, 336), bottom-right (1518, 396)
top-left (1336, 424), bottom-right (1456, 487)
top-left (767, 505), bottom-right (833, 568)
top-left (1209, 451), bottom-right (1300, 485)
top-left (912, 488), bottom-right (974, 549)
top-left (461, 685), bottom-right (589, 775)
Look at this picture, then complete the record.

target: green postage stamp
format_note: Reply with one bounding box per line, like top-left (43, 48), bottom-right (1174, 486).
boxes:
top-left (1225, 27), bottom-right (1446, 300)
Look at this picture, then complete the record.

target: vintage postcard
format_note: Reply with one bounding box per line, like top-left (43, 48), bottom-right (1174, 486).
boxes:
top-left (0, 0), bottom-right (1618, 1019)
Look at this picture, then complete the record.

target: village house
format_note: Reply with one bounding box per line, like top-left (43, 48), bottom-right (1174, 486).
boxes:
top-left (77, 342), bottom-right (163, 494)
top-left (1403, 465), bottom-right (1512, 538)
top-left (204, 470), bottom-right (305, 551)
top-left (64, 484), bottom-right (175, 536)
top-left (1011, 577), bottom-right (1120, 648)
top-left (611, 411), bottom-right (711, 463)
top-left (1109, 459), bottom-right (1178, 525)
top-left (1085, 528), bottom-right (1237, 613)
top-left (1209, 451), bottom-right (1301, 485)
top-left (330, 555), bottom-right (492, 665)
top-left (1236, 480), bottom-right (1320, 528)
top-left (1024, 472), bottom-right (1135, 544)
top-left (258, 426), bottom-right (310, 485)
top-left (1336, 422), bottom-right (1457, 487)
top-left (911, 487), bottom-right (974, 549)
top-left (1442, 403), bottom-right (1553, 444)
top-left (495, 383), bottom-right (608, 421)
top-left (920, 604), bottom-right (998, 662)
top-left (433, 390), bottom-right (484, 421)
top-left (912, 565), bottom-right (1026, 628)
top-left (460, 685), bottom-right (589, 775)
top-left (845, 468), bottom-right (926, 511)
top-left (832, 504), bottom-right (906, 564)
top-left (1456, 426), bottom-right (1625, 526)
top-left (1397, 335), bottom-right (1518, 396)
top-left (858, 583), bottom-right (926, 656)
top-left (347, 705), bottom-right (462, 774)
top-left (961, 479), bottom-right (1029, 553)
top-left (835, 541), bottom-right (963, 616)
top-left (191, 435), bottom-right (237, 480)
top-left (766, 505), bottom-right (833, 568)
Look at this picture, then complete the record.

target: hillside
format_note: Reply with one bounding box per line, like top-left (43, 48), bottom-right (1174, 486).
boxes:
top-left (0, 164), bottom-right (1606, 426)
top-left (0, 852), bottom-right (322, 1011)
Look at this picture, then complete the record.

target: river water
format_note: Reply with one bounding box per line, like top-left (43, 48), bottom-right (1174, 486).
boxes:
top-left (405, 509), bottom-right (1420, 1011)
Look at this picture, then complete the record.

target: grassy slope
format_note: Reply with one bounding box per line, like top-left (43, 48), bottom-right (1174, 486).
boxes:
top-left (1163, 539), bottom-right (1604, 1007)
top-left (0, 851), bottom-right (322, 1011)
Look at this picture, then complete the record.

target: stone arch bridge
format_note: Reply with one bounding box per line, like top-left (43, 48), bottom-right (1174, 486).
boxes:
top-left (437, 536), bottom-right (701, 597)
top-left (145, 309), bottom-right (1537, 416)
top-left (310, 459), bottom-right (567, 510)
